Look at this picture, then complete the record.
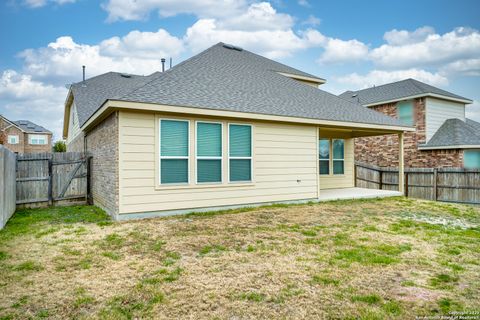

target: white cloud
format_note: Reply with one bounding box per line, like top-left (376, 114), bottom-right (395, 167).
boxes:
top-left (297, 0), bottom-right (310, 7)
top-left (317, 38), bottom-right (369, 64)
top-left (19, 31), bottom-right (183, 84)
top-left (440, 59), bottom-right (480, 77)
top-left (336, 69), bottom-right (449, 89)
top-left (383, 26), bottom-right (435, 46)
top-left (218, 2), bottom-right (294, 31)
top-left (102, 0), bottom-right (247, 22)
top-left (99, 29), bottom-right (184, 59)
top-left (23, 0), bottom-right (75, 8)
top-left (371, 27), bottom-right (480, 69)
top-left (0, 70), bottom-right (67, 140)
top-left (466, 100), bottom-right (480, 122)
top-left (184, 20), bottom-right (320, 59)
top-left (302, 15), bottom-right (321, 27)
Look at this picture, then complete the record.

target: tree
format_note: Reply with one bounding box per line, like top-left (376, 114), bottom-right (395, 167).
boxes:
top-left (53, 140), bottom-right (67, 152)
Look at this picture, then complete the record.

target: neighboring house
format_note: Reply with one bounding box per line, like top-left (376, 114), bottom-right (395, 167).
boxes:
top-left (339, 79), bottom-right (480, 169)
top-left (63, 43), bottom-right (412, 219)
top-left (0, 115), bottom-right (52, 154)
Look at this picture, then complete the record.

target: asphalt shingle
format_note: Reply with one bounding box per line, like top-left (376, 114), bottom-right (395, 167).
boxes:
top-left (13, 120), bottom-right (51, 133)
top-left (73, 42), bottom-right (407, 128)
top-left (421, 118), bottom-right (480, 148)
top-left (338, 78), bottom-right (471, 106)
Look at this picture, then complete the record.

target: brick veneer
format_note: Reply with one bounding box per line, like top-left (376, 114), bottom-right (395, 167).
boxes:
top-left (85, 112), bottom-right (119, 217)
top-left (355, 98), bottom-right (463, 168)
top-left (0, 117), bottom-right (52, 154)
top-left (67, 132), bottom-right (85, 152)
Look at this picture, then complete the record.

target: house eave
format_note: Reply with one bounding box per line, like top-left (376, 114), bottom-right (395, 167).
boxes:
top-left (418, 144), bottom-right (480, 150)
top-left (81, 99), bottom-right (415, 134)
top-left (364, 93), bottom-right (473, 107)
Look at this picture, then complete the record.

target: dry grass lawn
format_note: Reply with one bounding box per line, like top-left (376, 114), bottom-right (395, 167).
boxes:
top-left (0, 197), bottom-right (479, 319)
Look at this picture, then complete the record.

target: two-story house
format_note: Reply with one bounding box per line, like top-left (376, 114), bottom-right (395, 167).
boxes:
top-left (0, 115), bottom-right (53, 154)
top-left (339, 79), bottom-right (480, 169)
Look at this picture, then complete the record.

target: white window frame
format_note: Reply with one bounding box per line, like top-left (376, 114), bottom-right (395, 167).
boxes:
top-left (158, 118), bottom-right (190, 185)
top-left (29, 134), bottom-right (47, 145)
top-left (195, 121), bottom-right (223, 184)
top-left (318, 138), bottom-right (330, 176)
top-left (8, 135), bottom-right (19, 144)
top-left (332, 139), bottom-right (345, 175)
top-left (227, 123), bottom-right (253, 183)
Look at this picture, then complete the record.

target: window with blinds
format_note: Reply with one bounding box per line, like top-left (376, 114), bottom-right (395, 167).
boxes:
top-left (229, 124), bottom-right (252, 182)
top-left (196, 122), bottom-right (222, 183)
top-left (397, 101), bottom-right (414, 125)
top-left (159, 119), bottom-right (189, 184)
top-left (319, 139), bottom-right (330, 175)
top-left (332, 139), bottom-right (345, 175)
top-left (464, 150), bottom-right (480, 169)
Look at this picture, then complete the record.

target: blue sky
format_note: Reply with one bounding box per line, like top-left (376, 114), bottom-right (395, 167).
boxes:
top-left (1, 0), bottom-right (479, 139)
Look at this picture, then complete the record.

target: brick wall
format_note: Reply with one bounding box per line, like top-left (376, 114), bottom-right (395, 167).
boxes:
top-left (355, 98), bottom-right (463, 168)
top-left (23, 134), bottom-right (52, 154)
top-left (85, 112), bottom-right (119, 217)
top-left (67, 132), bottom-right (85, 152)
top-left (2, 126), bottom-right (25, 153)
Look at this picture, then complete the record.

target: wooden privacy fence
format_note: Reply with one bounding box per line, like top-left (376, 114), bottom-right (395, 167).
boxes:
top-left (0, 145), bottom-right (16, 229)
top-left (355, 162), bottom-right (480, 205)
top-left (16, 152), bottom-right (92, 207)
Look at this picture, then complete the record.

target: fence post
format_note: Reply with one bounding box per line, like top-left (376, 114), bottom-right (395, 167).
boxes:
top-left (405, 173), bottom-right (409, 197)
top-left (379, 170), bottom-right (383, 190)
top-left (433, 168), bottom-right (438, 201)
top-left (48, 158), bottom-right (53, 206)
top-left (354, 164), bottom-right (357, 187)
top-left (86, 156), bottom-right (93, 205)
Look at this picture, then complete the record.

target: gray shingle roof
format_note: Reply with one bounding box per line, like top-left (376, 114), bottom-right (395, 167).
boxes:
top-left (73, 42), bottom-right (407, 128)
top-left (71, 71), bottom-right (161, 126)
top-left (13, 120), bottom-right (51, 133)
top-left (420, 118), bottom-right (480, 148)
top-left (339, 78), bottom-right (472, 106)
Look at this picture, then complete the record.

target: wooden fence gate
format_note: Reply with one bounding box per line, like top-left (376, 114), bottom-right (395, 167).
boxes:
top-left (16, 152), bottom-right (92, 207)
top-left (355, 162), bottom-right (480, 205)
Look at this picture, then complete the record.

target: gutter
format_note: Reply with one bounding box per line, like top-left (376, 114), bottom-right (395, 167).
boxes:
top-left (80, 99), bottom-right (416, 134)
top-left (418, 144), bottom-right (480, 150)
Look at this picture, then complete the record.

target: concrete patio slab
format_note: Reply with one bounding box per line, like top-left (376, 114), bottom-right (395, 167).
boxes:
top-left (318, 187), bottom-right (402, 202)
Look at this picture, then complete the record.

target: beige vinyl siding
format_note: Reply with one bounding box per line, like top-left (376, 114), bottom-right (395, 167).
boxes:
top-left (426, 97), bottom-right (466, 141)
top-left (118, 111), bottom-right (318, 215)
top-left (66, 102), bottom-right (81, 144)
top-left (318, 137), bottom-right (354, 190)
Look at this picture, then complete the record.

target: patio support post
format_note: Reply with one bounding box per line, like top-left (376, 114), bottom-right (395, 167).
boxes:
top-left (398, 132), bottom-right (405, 194)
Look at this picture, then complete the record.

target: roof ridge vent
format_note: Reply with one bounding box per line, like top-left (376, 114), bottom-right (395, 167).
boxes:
top-left (120, 73), bottom-right (132, 78)
top-left (222, 44), bottom-right (243, 51)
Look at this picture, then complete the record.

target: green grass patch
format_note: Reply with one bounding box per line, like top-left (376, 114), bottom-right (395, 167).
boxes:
top-left (0, 206), bottom-right (109, 244)
top-left (73, 288), bottom-right (95, 308)
top-left (13, 260), bottom-right (43, 272)
top-left (102, 251), bottom-right (122, 261)
top-left (199, 244), bottom-right (227, 256)
top-left (237, 291), bottom-right (266, 302)
top-left (351, 294), bottom-right (382, 305)
top-left (382, 300), bottom-right (402, 315)
top-left (311, 275), bottom-right (340, 286)
top-left (429, 273), bottom-right (458, 289)
top-left (437, 297), bottom-right (463, 313)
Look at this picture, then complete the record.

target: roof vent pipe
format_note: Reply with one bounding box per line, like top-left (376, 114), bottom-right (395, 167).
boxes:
top-left (82, 65), bottom-right (85, 82)
top-left (170, 57), bottom-right (172, 69)
top-left (161, 58), bottom-right (165, 72)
